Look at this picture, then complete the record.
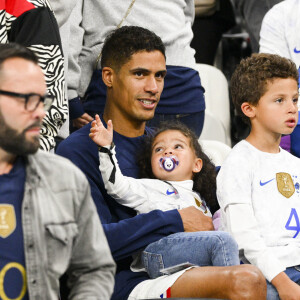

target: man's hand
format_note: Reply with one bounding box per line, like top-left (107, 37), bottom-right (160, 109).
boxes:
top-left (178, 206), bottom-right (214, 232)
top-left (89, 114), bottom-right (113, 147)
top-left (72, 113), bottom-right (94, 129)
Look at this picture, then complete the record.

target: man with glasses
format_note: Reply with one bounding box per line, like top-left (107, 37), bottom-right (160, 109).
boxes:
top-left (0, 43), bottom-right (115, 299)
top-left (0, 90), bottom-right (53, 112)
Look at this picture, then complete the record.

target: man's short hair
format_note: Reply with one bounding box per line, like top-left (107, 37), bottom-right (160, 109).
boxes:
top-left (101, 26), bottom-right (166, 72)
top-left (0, 43), bottom-right (38, 70)
top-left (231, 53), bottom-right (299, 124)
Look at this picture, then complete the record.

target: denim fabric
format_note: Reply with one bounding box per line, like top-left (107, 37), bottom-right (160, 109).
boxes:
top-left (142, 231), bottom-right (239, 278)
top-left (266, 266), bottom-right (300, 300)
top-left (146, 111), bottom-right (205, 138)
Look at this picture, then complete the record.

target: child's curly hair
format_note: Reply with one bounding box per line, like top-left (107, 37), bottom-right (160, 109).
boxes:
top-left (137, 121), bottom-right (217, 209)
top-left (231, 53), bottom-right (298, 125)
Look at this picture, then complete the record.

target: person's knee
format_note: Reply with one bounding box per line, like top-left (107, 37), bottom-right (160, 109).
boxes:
top-left (214, 232), bottom-right (239, 258)
top-left (229, 265), bottom-right (267, 300)
top-left (216, 232), bottom-right (238, 248)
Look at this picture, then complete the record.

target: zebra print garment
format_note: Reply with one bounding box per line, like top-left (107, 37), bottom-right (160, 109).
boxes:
top-left (0, 0), bottom-right (68, 151)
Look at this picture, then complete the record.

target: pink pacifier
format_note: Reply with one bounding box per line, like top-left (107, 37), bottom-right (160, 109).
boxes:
top-left (159, 155), bottom-right (179, 172)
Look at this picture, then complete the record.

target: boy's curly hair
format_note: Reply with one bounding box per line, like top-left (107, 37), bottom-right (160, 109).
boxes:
top-left (231, 53), bottom-right (298, 125)
top-left (137, 121), bottom-right (217, 209)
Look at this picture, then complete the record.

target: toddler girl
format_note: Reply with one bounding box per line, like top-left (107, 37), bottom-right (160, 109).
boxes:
top-left (90, 115), bottom-right (239, 278)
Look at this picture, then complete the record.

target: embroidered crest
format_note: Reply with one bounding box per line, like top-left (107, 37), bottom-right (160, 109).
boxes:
top-left (0, 204), bottom-right (16, 238)
top-left (194, 198), bottom-right (208, 213)
top-left (276, 173), bottom-right (295, 198)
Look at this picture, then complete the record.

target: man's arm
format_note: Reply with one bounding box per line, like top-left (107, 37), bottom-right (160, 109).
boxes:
top-left (102, 206), bottom-right (214, 261)
top-left (184, 0), bottom-right (195, 26)
top-left (67, 176), bottom-right (116, 299)
top-left (49, 0), bottom-right (76, 28)
top-left (66, 0), bottom-right (87, 126)
top-left (67, 0), bottom-right (100, 128)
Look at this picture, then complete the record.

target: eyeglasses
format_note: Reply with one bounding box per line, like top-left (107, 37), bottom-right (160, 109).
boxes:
top-left (0, 89), bottom-right (53, 112)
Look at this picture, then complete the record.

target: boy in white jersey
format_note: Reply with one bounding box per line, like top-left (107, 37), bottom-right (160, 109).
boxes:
top-left (217, 53), bottom-right (300, 299)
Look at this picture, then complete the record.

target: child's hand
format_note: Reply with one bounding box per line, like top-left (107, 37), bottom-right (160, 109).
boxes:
top-left (277, 280), bottom-right (300, 300)
top-left (89, 114), bottom-right (113, 147)
top-left (272, 272), bottom-right (300, 300)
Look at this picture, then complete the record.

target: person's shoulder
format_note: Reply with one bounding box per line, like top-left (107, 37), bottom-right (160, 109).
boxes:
top-left (282, 148), bottom-right (300, 163)
top-left (220, 141), bottom-right (255, 172)
top-left (56, 123), bottom-right (97, 158)
top-left (58, 124), bottom-right (92, 148)
top-left (226, 140), bottom-right (254, 161)
top-left (33, 150), bottom-right (85, 173)
top-left (31, 150), bottom-right (88, 184)
top-left (275, 0), bottom-right (297, 10)
top-left (264, 0), bottom-right (295, 19)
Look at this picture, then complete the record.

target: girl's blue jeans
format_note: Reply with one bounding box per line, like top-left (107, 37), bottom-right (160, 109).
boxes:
top-left (141, 231), bottom-right (240, 279)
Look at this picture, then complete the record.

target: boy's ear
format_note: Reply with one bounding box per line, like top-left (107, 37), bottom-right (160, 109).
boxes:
top-left (241, 102), bottom-right (256, 118)
top-left (193, 158), bottom-right (203, 173)
top-left (102, 67), bottom-right (114, 88)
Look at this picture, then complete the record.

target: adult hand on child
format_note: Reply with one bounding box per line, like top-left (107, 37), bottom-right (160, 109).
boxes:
top-left (178, 206), bottom-right (214, 232)
top-left (89, 114), bottom-right (113, 147)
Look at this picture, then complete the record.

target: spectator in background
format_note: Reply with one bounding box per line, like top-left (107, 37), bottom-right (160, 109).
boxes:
top-left (260, 0), bottom-right (300, 65)
top-left (260, 0), bottom-right (300, 157)
top-left (57, 25), bottom-right (267, 300)
top-left (0, 43), bottom-right (115, 299)
top-left (49, 0), bottom-right (78, 145)
top-left (0, 0), bottom-right (68, 151)
top-left (191, 0), bottom-right (236, 65)
top-left (233, 0), bottom-right (283, 52)
top-left (67, 0), bottom-right (205, 137)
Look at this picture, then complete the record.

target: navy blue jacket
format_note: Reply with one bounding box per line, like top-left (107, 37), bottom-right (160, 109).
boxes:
top-left (56, 122), bottom-right (183, 299)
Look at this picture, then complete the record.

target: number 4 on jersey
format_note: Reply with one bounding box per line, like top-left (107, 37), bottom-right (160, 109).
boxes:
top-left (285, 208), bottom-right (300, 238)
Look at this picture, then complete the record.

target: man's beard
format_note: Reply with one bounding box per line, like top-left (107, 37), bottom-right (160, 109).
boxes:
top-left (0, 110), bottom-right (40, 155)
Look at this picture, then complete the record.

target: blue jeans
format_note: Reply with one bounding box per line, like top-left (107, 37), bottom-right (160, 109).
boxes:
top-left (146, 111), bottom-right (205, 138)
top-left (266, 266), bottom-right (300, 299)
top-left (141, 231), bottom-right (240, 279)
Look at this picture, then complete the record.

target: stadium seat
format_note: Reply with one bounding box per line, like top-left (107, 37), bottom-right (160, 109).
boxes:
top-left (196, 63), bottom-right (231, 146)
top-left (199, 111), bottom-right (227, 145)
top-left (199, 139), bottom-right (232, 166)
